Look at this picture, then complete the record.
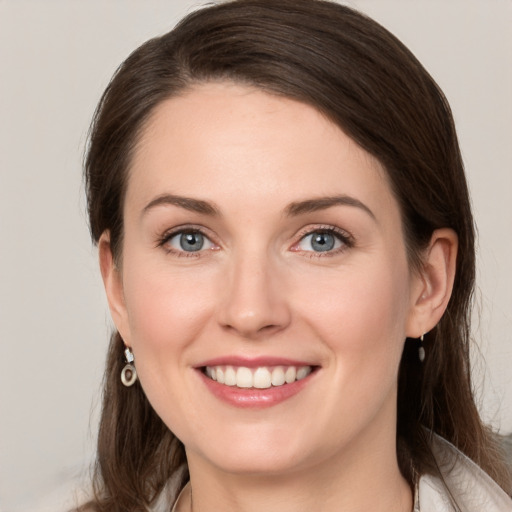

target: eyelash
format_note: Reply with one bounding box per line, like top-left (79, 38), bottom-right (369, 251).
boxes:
top-left (156, 226), bottom-right (218, 258)
top-left (156, 224), bottom-right (354, 258)
top-left (292, 225), bottom-right (354, 258)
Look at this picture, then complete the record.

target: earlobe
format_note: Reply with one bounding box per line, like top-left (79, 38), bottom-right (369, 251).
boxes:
top-left (98, 231), bottom-right (130, 343)
top-left (406, 228), bottom-right (458, 337)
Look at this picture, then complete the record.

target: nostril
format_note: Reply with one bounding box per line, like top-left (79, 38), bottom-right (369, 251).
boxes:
top-left (220, 321), bottom-right (285, 340)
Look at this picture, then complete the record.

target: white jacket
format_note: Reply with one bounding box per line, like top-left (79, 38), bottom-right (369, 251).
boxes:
top-left (414, 435), bottom-right (511, 511)
top-left (153, 435), bottom-right (512, 512)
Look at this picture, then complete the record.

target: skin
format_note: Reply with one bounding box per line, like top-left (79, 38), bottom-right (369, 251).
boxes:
top-left (100, 82), bottom-right (457, 512)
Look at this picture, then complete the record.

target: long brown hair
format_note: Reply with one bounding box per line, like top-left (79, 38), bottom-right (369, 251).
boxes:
top-left (81, 1), bottom-right (511, 509)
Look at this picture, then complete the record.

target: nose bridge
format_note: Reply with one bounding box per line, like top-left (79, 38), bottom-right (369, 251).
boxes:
top-left (218, 244), bottom-right (290, 338)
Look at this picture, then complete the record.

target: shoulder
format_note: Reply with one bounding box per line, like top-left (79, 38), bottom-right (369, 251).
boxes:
top-left (415, 434), bottom-right (512, 512)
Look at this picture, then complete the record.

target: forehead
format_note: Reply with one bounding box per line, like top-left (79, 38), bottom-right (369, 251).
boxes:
top-left (126, 82), bottom-right (397, 220)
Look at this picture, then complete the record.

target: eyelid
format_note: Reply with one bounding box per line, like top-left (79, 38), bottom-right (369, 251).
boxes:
top-left (290, 224), bottom-right (354, 255)
top-left (156, 224), bottom-right (220, 255)
top-left (156, 223), bottom-right (353, 257)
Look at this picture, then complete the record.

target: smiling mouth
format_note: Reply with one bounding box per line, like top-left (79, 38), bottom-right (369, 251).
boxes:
top-left (202, 365), bottom-right (314, 389)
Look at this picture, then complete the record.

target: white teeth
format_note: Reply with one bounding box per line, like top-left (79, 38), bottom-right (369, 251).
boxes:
top-left (297, 366), bottom-right (312, 380)
top-left (285, 367), bottom-right (296, 384)
top-left (271, 366), bottom-right (285, 386)
top-left (204, 365), bottom-right (313, 389)
top-left (224, 366), bottom-right (237, 386)
top-left (236, 367), bottom-right (253, 388)
top-left (253, 367), bottom-right (272, 389)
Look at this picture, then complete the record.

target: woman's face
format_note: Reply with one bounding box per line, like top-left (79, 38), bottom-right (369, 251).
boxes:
top-left (105, 82), bottom-right (426, 477)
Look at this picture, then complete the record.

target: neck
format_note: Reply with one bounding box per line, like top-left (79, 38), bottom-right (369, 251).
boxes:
top-left (182, 422), bottom-right (412, 512)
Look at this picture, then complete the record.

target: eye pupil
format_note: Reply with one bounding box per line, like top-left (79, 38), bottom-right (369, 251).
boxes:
top-left (311, 232), bottom-right (335, 252)
top-left (180, 232), bottom-right (204, 251)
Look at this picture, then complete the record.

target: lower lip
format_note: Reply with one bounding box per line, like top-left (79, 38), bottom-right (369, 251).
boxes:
top-left (197, 369), bottom-right (316, 408)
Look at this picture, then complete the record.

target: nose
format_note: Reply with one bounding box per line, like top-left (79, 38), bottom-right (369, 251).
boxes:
top-left (217, 251), bottom-right (291, 339)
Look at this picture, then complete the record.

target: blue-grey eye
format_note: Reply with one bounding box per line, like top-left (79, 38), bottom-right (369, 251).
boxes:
top-left (298, 231), bottom-right (342, 252)
top-left (167, 231), bottom-right (214, 252)
top-left (180, 232), bottom-right (204, 251)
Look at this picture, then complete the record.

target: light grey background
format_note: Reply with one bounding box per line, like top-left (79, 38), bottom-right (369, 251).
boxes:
top-left (1, 1), bottom-right (511, 510)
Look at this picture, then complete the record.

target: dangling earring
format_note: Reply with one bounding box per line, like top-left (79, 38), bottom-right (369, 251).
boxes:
top-left (418, 334), bottom-right (426, 362)
top-left (121, 347), bottom-right (137, 387)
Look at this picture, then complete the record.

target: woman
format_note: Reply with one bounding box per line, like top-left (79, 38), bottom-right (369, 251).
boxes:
top-left (81, 0), bottom-right (511, 510)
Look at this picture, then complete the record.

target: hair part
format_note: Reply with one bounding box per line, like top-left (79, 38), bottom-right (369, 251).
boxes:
top-left (82, 1), bottom-right (511, 509)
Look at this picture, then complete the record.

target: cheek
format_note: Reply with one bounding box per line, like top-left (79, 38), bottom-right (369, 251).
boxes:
top-left (296, 256), bottom-right (411, 374)
top-left (119, 256), bottom-right (220, 432)
top-left (121, 254), bottom-right (217, 357)
top-left (288, 257), bottom-right (412, 443)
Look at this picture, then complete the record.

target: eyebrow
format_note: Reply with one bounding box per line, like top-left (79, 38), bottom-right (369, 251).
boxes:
top-left (285, 195), bottom-right (376, 220)
top-left (142, 194), bottom-right (220, 216)
top-left (142, 193), bottom-right (375, 221)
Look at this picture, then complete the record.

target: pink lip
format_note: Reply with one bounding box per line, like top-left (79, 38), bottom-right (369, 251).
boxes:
top-left (195, 361), bottom-right (318, 409)
top-left (196, 355), bottom-right (314, 368)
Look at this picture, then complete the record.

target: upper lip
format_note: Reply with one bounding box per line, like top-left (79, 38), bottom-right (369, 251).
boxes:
top-left (195, 356), bottom-right (317, 368)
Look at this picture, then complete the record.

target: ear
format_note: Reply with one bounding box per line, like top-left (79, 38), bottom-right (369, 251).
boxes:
top-left (98, 231), bottom-right (131, 346)
top-left (406, 228), bottom-right (458, 338)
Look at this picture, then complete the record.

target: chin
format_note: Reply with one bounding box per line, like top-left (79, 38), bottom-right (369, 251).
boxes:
top-left (204, 451), bottom-right (311, 477)
top-left (184, 424), bottom-right (329, 478)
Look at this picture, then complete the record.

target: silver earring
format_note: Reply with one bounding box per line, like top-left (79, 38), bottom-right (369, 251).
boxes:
top-left (121, 347), bottom-right (137, 387)
top-left (418, 334), bottom-right (426, 362)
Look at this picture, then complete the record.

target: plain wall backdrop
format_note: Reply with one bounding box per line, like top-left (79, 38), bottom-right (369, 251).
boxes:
top-left (0, 1), bottom-right (511, 510)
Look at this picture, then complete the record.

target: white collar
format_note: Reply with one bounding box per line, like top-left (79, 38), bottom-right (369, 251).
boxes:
top-left (155, 437), bottom-right (512, 512)
top-left (415, 434), bottom-right (511, 511)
